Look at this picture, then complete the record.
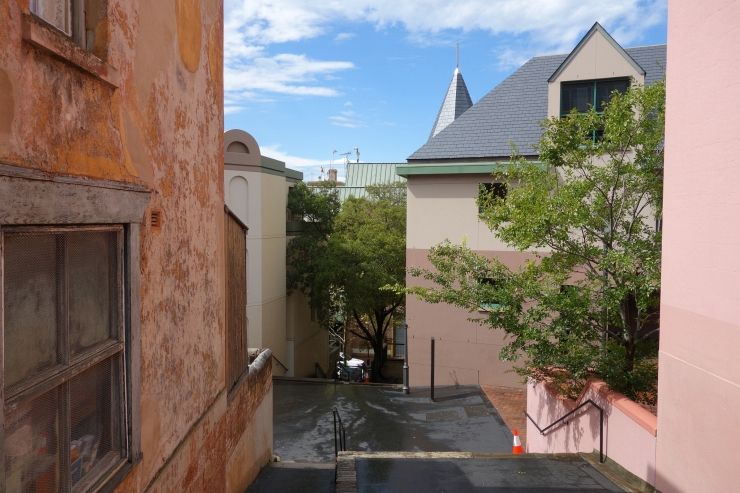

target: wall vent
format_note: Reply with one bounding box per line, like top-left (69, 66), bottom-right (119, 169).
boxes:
top-left (150, 209), bottom-right (162, 229)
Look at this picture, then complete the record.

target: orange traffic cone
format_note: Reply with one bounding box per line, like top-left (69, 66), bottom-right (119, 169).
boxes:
top-left (512, 429), bottom-right (523, 455)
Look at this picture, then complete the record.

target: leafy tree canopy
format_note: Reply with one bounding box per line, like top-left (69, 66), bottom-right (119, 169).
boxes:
top-left (327, 183), bottom-right (407, 379)
top-left (408, 82), bottom-right (665, 402)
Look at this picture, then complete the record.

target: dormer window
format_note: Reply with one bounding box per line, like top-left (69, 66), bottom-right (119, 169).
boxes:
top-left (560, 78), bottom-right (631, 116)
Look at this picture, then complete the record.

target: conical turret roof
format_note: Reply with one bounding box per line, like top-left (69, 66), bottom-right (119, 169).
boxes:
top-left (428, 67), bottom-right (473, 141)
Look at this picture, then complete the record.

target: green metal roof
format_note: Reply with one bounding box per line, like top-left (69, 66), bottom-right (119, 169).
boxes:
top-left (335, 162), bottom-right (406, 201)
top-left (395, 161), bottom-right (531, 177)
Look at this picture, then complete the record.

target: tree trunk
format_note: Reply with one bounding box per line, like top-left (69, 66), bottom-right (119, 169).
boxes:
top-left (620, 293), bottom-right (639, 373)
top-left (370, 309), bottom-right (389, 382)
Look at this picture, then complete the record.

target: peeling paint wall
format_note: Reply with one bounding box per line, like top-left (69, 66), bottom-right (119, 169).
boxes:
top-left (1, 1), bottom-right (271, 491)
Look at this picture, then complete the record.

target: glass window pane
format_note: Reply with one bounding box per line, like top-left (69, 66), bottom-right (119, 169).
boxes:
top-left (30, 0), bottom-right (72, 35)
top-left (595, 79), bottom-right (630, 112)
top-left (4, 233), bottom-right (60, 387)
top-left (69, 358), bottom-right (121, 487)
top-left (4, 389), bottom-right (61, 493)
top-left (68, 231), bottom-right (119, 355)
top-left (561, 81), bottom-right (593, 114)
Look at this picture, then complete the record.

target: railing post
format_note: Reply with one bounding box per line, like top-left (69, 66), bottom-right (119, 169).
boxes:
top-left (403, 354), bottom-right (409, 394)
top-left (599, 406), bottom-right (604, 463)
top-left (333, 410), bottom-right (338, 458)
top-left (430, 338), bottom-right (435, 402)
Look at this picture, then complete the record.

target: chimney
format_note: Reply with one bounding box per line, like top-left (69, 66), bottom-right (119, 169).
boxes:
top-left (327, 168), bottom-right (338, 182)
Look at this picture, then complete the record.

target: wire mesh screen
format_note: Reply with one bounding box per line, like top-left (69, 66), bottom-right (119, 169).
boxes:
top-left (3, 227), bottom-right (126, 492)
top-left (3, 233), bottom-right (60, 388)
top-left (67, 231), bottom-right (119, 356)
top-left (69, 357), bottom-right (121, 487)
top-left (4, 388), bottom-right (61, 492)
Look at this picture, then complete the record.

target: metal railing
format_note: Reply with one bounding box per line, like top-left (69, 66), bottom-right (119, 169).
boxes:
top-left (525, 399), bottom-right (605, 463)
top-left (332, 408), bottom-right (347, 458)
top-left (271, 353), bottom-right (289, 373)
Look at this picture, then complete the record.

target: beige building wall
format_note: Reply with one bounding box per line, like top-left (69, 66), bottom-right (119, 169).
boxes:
top-left (225, 129), bottom-right (327, 378)
top-left (406, 173), bottom-right (537, 388)
top-left (547, 27), bottom-right (646, 118)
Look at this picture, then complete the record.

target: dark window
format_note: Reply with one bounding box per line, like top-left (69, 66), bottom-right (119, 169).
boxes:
top-left (478, 182), bottom-right (507, 213)
top-left (2, 226), bottom-right (128, 492)
top-left (478, 277), bottom-right (502, 312)
top-left (560, 78), bottom-right (630, 116)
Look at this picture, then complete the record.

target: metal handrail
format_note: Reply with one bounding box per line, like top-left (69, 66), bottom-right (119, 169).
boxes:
top-left (332, 408), bottom-right (347, 458)
top-left (525, 399), bottom-right (605, 463)
top-left (271, 353), bottom-right (289, 372)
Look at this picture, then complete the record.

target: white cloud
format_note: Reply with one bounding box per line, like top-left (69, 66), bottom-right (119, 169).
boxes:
top-left (334, 32), bottom-right (356, 42)
top-left (223, 0), bottom-right (666, 110)
top-left (259, 145), bottom-right (327, 169)
top-left (329, 101), bottom-right (364, 128)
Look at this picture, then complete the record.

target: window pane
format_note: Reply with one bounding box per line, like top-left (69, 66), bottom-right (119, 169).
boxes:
top-left (4, 233), bottom-right (59, 387)
top-left (69, 357), bottom-right (121, 487)
top-left (4, 388), bottom-right (61, 493)
top-left (30, 0), bottom-right (72, 35)
top-left (595, 79), bottom-right (630, 112)
top-left (68, 231), bottom-right (119, 355)
top-left (561, 81), bottom-right (593, 114)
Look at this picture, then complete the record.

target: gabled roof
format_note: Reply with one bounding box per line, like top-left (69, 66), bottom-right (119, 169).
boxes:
top-left (548, 22), bottom-right (645, 82)
top-left (408, 44), bottom-right (666, 162)
top-left (428, 68), bottom-right (473, 140)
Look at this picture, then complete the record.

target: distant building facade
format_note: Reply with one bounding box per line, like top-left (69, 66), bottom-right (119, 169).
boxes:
top-left (400, 24), bottom-right (666, 388)
top-left (225, 129), bottom-right (329, 378)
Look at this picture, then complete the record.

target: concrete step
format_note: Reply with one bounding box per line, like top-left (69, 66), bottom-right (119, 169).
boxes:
top-left (335, 451), bottom-right (629, 493)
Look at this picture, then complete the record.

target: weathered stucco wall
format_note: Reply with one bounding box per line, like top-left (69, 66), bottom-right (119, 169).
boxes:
top-left (1, 1), bottom-right (272, 491)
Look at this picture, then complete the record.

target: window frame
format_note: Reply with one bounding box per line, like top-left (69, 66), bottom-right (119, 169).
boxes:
top-left (30, 0), bottom-right (84, 46)
top-left (478, 182), bottom-right (507, 214)
top-left (477, 277), bottom-right (503, 313)
top-left (0, 225), bottom-right (135, 492)
top-left (560, 77), bottom-right (631, 142)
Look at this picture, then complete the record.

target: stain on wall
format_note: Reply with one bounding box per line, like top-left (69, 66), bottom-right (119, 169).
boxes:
top-left (0, 69), bottom-right (14, 134)
top-left (176, 0), bottom-right (202, 73)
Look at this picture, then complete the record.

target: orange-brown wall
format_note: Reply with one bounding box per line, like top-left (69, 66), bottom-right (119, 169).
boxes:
top-left (1, 1), bottom-right (271, 491)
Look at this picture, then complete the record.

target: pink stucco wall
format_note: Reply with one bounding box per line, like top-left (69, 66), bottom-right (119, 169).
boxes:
top-left (656, 1), bottom-right (740, 491)
top-left (527, 380), bottom-right (657, 485)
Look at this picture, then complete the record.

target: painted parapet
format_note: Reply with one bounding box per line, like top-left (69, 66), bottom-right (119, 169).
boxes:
top-left (0, 1), bottom-right (272, 491)
top-left (526, 379), bottom-right (657, 486)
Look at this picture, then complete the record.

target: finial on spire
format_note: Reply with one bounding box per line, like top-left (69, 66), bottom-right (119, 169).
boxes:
top-left (456, 42), bottom-right (460, 69)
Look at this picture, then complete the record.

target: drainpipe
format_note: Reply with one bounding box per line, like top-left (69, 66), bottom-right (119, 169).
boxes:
top-left (402, 328), bottom-right (409, 394)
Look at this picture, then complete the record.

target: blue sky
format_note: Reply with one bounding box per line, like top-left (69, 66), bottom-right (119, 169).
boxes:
top-left (224, 0), bottom-right (667, 181)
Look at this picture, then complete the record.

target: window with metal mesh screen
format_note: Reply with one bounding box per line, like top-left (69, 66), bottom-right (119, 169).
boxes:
top-left (69, 358), bottom-right (121, 488)
top-left (4, 389), bottom-right (61, 493)
top-left (2, 227), bottom-right (128, 492)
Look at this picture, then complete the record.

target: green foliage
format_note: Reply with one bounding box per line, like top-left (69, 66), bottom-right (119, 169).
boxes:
top-left (409, 82), bottom-right (665, 402)
top-left (286, 181), bottom-right (341, 326)
top-left (287, 181), bottom-right (407, 380)
top-left (327, 183), bottom-right (407, 379)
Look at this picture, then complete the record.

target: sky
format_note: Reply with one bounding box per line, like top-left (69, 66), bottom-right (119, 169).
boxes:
top-left (223, 0), bottom-right (667, 181)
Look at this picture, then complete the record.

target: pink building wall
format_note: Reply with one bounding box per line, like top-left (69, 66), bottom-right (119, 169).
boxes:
top-left (657, 1), bottom-right (740, 491)
top-left (527, 380), bottom-right (657, 485)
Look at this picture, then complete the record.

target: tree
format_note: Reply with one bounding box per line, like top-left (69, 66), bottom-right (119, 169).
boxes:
top-left (326, 183), bottom-right (406, 381)
top-left (408, 82), bottom-right (665, 401)
top-left (286, 181), bottom-right (341, 327)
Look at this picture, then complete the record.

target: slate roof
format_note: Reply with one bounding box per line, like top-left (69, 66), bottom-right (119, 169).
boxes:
top-left (408, 44), bottom-right (666, 162)
top-left (428, 68), bottom-right (474, 141)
